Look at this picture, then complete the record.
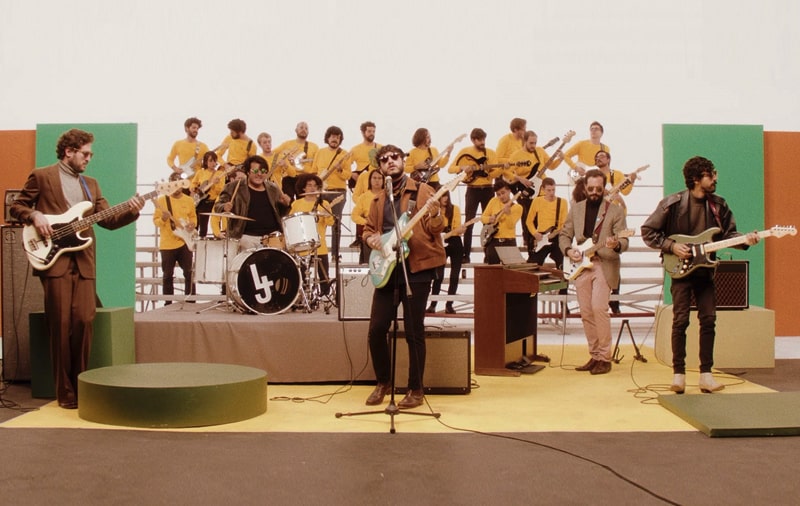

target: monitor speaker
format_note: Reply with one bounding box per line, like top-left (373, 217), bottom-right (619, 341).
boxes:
top-left (2, 225), bottom-right (45, 381)
top-left (394, 329), bottom-right (471, 395)
top-left (338, 267), bottom-right (372, 320)
top-left (689, 260), bottom-right (749, 310)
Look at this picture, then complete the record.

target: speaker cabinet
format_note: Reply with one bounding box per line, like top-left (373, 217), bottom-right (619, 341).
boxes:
top-left (338, 267), bottom-right (372, 320)
top-left (394, 329), bottom-right (471, 395)
top-left (689, 260), bottom-right (749, 310)
top-left (2, 225), bottom-right (45, 381)
top-left (4, 190), bottom-right (21, 224)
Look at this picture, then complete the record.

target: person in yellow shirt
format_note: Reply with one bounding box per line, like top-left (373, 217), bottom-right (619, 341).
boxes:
top-left (480, 180), bottom-right (522, 265)
top-left (274, 121), bottom-right (319, 200)
top-left (290, 174), bottom-right (335, 295)
top-left (405, 127), bottom-right (451, 189)
top-left (350, 169), bottom-right (385, 264)
top-left (525, 178), bottom-right (567, 268)
top-left (427, 191), bottom-right (464, 314)
top-left (166, 117), bottom-right (209, 177)
top-left (348, 121), bottom-right (379, 192)
top-left (449, 128), bottom-right (506, 263)
top-left (495, 117), bottom-right (526, 164)
top-left (215, 118), bottom-right (257, 175)
top-left (190, 151), bottom-right (227, 238)
top-left (563, 121), bottom-right (610, 179)
top-left (312, 126), bottom-right (351, 259)
top-left (153, 173), bottom-right (198, 305)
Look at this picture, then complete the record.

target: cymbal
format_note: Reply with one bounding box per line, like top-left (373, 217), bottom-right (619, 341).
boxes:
top-left (199, 211), bottom-right (255, 222)
top-left (298, 191), bottom-right (342, 197)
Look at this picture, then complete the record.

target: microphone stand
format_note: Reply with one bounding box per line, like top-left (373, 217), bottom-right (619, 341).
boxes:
top-left (336, 176), bottom-right (440, 433)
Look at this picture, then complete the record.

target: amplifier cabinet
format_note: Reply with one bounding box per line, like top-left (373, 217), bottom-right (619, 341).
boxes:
top-left (689, 260), bottom-right (749, 310)
top-left (337, 267), bottom-right (402, 320)
top-left (393, 329), bottom-right (471, 395)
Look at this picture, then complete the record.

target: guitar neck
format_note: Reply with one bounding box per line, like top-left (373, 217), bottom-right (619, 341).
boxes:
top-left (703, 229), bottom-right (772, 254)
top-left (70, 189), bottom-right (157, 233)
top-left (444, 217), bottom-right (480, 239)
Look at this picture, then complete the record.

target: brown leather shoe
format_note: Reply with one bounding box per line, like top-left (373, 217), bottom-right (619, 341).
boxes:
top-left (365, 383), bottom-right (391, 406)
top-left (575, 358), bottom-right (598, 371)
top-left (590, 360), bottom-right (612, 375)
top-left (397, 389), bottom-right (424, 409)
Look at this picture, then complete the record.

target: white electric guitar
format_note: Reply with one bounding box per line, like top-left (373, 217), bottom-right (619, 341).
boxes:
top-left (566, 229), bottom-right (634, 281)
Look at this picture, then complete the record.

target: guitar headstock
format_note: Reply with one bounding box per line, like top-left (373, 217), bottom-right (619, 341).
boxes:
top-left (769, 225), bottom-right (797, 238)
top-left (563, 130), bottom-right (576, 143)
top-left (156, 179), bottom-right (190, 195)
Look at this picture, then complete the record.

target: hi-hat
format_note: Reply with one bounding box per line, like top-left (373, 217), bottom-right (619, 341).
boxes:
top-left (200, 211), bottom-right (255, 221)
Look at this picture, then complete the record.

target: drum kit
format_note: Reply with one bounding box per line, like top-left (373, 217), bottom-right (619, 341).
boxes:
top-left (193, 202), bottom-right (338, 316)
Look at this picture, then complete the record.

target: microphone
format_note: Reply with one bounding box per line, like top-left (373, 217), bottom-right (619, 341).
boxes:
top-left (543, 137), bottom-right (559, 149)
top-left (385, 176), bottom-right (393, 200)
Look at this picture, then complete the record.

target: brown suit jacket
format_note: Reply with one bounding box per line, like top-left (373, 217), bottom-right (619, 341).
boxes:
top-left (10, 164), bottom-right (140, 278)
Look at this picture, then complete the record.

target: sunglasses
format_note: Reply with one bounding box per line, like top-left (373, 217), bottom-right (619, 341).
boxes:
top-left (378, 153), bottom-right (401, 164)
top-left (250, 167), bottom-right (269, 174)
top-left (585, 186), bottom-right (605, 193)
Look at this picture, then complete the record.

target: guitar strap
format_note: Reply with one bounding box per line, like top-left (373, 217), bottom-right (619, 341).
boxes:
top-left (325, 148), bottom-right (341, 171)
top-left (165, 197), bottom-right (176, 230)
top-left (591, 201), bottom-right (610, 243)
top-left (524, 149), bottom-right (541, 179)
top-left (443, 202), bottom-right (454, 233)
top-left (304, 142), bottom-right (308, 155)
top-left (78, 175), bottom-right (93, 202)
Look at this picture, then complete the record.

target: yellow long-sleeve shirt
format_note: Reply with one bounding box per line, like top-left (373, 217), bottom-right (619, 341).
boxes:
top-left (525, 196), bottom-right (567, 236)
top-left (312, 147), bottom-right (351, 190)
top-left (507, 146), bottom-right (562, 183)
top-left (496, 133), bottom-right (523, 164)
top-left (351, 189), bottom-right (380, 226)
top-left (166, 139), bottom-right (209, 173)
top-left (481, 197), bottom-right (522, 239)
top-left (404, 146), bottom-right (449, 184)
top-left (190, 167), bottom-right (227, 202)
top-left (273, 139), bottom-right (319, 176)
top-left (153, 193), bottom-right (198, 250)
top-left (563, 139), bottom-right (610, 169)
top-left (448, 147), bottom-right (503, 186)
top-left (216, 135), bottom-right (257, 167)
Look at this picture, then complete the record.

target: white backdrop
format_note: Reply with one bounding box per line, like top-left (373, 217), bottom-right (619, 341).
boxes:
top-left (2, 0), bottom-right (798, 193)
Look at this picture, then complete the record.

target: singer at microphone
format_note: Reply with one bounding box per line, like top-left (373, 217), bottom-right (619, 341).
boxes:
top-left (362, 144), bottom-right (446, 409)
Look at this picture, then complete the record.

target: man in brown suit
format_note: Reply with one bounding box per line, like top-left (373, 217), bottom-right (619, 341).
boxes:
top-left (11, 129), bottom-right (144, 409)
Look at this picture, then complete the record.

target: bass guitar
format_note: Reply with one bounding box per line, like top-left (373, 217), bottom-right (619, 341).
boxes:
top-left (319, 150), bottom-right (351, 182)
top-left (410, 133), bottom-right (467, 184)
top-left (456, 156), bottom-right (527, 184)
top-left (566, 229), bottom-right (635, 281)
top-left (369, 172), bottom-right (467, 288)
top-left (192, 164), bottom-right (238, 206)
top-left (23, 179), bottom-right (190, 271)
top-left (480, 191), bottom-right (523, 247)
top-left (663, 225), bottom-right (796, 279)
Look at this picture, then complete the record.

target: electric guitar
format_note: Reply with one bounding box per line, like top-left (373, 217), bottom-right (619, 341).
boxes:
top-left (369, 173), bottom-right (467, 288)
top-left (457, 156), bottom-right (529, 184)
top-left (153, 200), bottom-right (198, 250)
top-left (442, 216), bottom-right (481, 241)
top-left (532, 226), bottom-right (558, 253)
top-left (192, 164), bottom-right (238, 206)
top-left (604, 165), bottom-right (649, 204)
top-left (22, 179), bottom-right (190, 270)
top-left (663, 225), bottom-right (796, 279)
top-left (515, 130), bottom-right (576, 199)
top-left (566, 229), bottom-right (635, 281)
top-left (319, 150), bottom-right (351, 182)
top-left (410, 133), bottom-right (467, 184)
top-left (266, 148), bottom-right (300, 183)
top-left (480, 191), bottom-right (523, 248)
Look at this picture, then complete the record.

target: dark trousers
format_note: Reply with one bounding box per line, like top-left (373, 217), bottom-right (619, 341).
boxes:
top-left (431, 238), bottom-right (464, 301)
top-left (323, 190), bottom-right (346, 259)
top-left (484, 237), bottom-right (515, 265)
top-left (670, 270), bottom-right (716, 374)
top-left (196, 199), bottom-right (213, 238)
top-left (463, 186), bottom-right (494, 259)
top-left (367, 269), bottom-right (432, 390)
top-left (41, 257), bottom-right (95, 406)
top-left (161, 245), bottom-right (194, 304)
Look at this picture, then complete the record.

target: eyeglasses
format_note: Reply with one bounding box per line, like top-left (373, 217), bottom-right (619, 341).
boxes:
top-left (72, 149), bottom-right (94, 158)
top-left (701, 170), bottom-right (718, 178)
top-left (585, 186), bottom-right (605, 193)
top-left (378, 153), bottom-right (401, 164)
top-left (250, 167), bottom-right (269, 174)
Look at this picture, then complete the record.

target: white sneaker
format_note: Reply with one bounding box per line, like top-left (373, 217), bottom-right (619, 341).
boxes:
top-left (699, 372), bottom-right (725, 393)
top-left (670, 373), bottom-right (686, 394)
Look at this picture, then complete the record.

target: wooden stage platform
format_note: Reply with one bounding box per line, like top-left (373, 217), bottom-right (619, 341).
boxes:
top-left (135, 302), bottom-right (472, 384)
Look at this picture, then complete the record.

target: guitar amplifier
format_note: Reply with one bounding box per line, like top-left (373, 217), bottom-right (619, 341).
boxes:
top-left (5, 189), bottom-right (21, 224)
top-left (393, 329), bottom-right (471, 395)
top-left (689, 260), bottom-right (749, 310)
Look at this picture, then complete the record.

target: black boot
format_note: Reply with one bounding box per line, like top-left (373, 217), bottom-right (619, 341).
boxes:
top-left (445, 302), bottom-right (456, 314)
top-left (426, 302), bottom-right (437, 314)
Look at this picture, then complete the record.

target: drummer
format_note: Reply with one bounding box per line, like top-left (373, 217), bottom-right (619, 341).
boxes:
top-left (214, 155), bottom-right (291, 253)
top-left (290, 173), bottom-right (335, 295)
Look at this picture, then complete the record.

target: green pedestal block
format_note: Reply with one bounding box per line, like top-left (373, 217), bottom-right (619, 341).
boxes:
top-left (29, 307), bottom-right (136, 399)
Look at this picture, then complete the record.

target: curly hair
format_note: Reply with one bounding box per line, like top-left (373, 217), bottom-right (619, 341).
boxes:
top-left (56, 129), bottom-right (94, 159)
top-left (227, 118), bottom-right (247, 133)
top-left (184, 117), bottom-right (202, 129)
top-left (411, 128), bottom-right (429, 148)
top-left (324, 125), bottom-right (344, 144)
top-left (683, 156), bottom-right (715, 189)
top-left (295, 172), bottom-right (323, 196)
top-left (243, 155), bottom-right (268, 174)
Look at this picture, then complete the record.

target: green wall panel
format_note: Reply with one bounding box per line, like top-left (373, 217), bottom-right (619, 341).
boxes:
top-left (661, 124), bottom-right (765, 306)
top-left (35, 123), bottom-right (138, 308)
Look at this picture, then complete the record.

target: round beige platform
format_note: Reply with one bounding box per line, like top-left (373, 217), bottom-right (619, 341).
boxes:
top-left (78, 363), bottom-right (267, 428)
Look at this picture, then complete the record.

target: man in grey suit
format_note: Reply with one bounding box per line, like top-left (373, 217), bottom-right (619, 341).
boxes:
top-left (559, 169), bottom-right (628, 375)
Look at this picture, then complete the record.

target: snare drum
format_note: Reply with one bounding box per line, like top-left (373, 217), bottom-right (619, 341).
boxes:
top-left (194, 238), bottom-right (237, 283)
top-left (261, 231), bottom-right (286, 250)
top-left (282, 212), bottom-right (320, 252)
top-left (227, 248), bottom-right (301, 315)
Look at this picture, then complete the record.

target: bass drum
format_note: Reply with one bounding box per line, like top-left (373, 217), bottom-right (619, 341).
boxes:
top-left (227, 248), bottom-right (301, 315)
